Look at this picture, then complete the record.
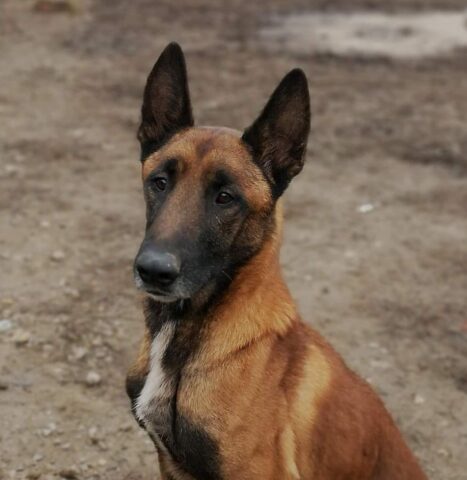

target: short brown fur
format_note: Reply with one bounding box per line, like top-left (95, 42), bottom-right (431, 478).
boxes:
top-left (127, 44), bottom-right (428, 480)
top-left (129, 127), bottom-right (427, 480)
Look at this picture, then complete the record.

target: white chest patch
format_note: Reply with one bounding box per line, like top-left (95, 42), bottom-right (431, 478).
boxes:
top-left (135, 322), bottom-right (175, 428)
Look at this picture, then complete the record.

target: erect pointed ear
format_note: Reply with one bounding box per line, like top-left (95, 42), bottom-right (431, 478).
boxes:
top-left (242, 69), bottom-right (311, 198)
top-left (137, 42), bottom-right (194, 160)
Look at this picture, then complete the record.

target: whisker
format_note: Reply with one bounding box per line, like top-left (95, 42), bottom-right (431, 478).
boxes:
top-left (221, 270), bottom-right (232, 281)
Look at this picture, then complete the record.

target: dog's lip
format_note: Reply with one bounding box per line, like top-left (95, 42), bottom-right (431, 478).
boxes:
top-left (145, 288), bottom-right (184, 304)
top-left (145, 287), bottom-right (171, 296)
top-left (139, 282), bottom-right (184, 302)
top-left (149, 294), bottom-right (177, 302)
top-left (134, 272), bottom-right (173, 296)
top-left (138, 282), bottom-right (173, 296)
top-left (133, 271), bottom-right (190, 302)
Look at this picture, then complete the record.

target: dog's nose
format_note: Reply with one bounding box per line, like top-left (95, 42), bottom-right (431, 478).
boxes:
top-left (135, 247), bottom-right (181, 288)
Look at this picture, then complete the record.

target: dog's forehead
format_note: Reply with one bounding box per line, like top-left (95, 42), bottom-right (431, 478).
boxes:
top-left (183, 127), bottom-right (247, 163)
top-left (142, 128), bottom-right (260, 180)
top-left (142, 127), bottom-right (270, 208)
top-left (143, 128), bottom-right (244, 173)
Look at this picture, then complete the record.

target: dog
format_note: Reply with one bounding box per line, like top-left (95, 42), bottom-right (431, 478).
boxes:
top-left (126, 42), bottom-right (428, 480)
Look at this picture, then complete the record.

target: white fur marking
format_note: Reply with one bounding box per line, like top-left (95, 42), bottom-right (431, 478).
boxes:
top-left (135, 322), bottom-right (175, 424)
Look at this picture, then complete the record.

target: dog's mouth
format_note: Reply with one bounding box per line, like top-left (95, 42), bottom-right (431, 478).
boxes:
top-left (146, 290), bottom-right (180, 303)
top-left (133, 270), bottom-right (186, 303)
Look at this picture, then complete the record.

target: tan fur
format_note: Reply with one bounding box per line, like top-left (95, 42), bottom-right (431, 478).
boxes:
top-left (129, 128), bottom-right (427, 480)
top-left (142, 128), bottom-right (271, 212)
top-left (126, 323), bottom-right (151, 382)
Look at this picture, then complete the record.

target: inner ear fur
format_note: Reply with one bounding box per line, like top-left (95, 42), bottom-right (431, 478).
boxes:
top-left (242, 68), bottom-right (311, 198)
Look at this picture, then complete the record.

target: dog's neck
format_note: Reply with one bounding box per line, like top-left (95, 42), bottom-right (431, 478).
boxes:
top-left (195, 225), bottom-right (296, 366)
top-left (144, 204), bottom-right (297, 368)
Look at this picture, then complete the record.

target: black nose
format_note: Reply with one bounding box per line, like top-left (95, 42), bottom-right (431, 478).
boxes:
top-left (135, 247), bottom-right (181, 288)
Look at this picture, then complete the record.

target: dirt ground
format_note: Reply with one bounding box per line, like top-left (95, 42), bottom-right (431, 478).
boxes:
top-left (1, 1), bottom-right (466, 479)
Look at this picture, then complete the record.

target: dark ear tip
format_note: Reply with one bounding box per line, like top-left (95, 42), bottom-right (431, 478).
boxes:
top-left (159, 42), bottom-right (185, 63)
top-left (283, 68), bottom-right (308, 90)
top-left (164, 41), bottom-right (183, 53)
top-left (287, 68), bottom-right (307, 79)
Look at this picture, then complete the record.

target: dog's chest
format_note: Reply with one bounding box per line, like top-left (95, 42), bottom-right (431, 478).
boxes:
top-left (134, 322), bottom-right (222, 480)
top-left (135, 322), bottom-right (175, 444)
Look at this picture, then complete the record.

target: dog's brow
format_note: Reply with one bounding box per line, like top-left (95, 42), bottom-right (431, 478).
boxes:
top-left (211, 168), bottom-right (236, 186)
top-left (154, 156), bottom-right (186, 176)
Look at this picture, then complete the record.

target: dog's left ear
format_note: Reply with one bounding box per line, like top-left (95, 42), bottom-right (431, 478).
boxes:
top-left (242, 69), bottom-right (310, 198)
top-left (138, 42), bottom-right (194, 160)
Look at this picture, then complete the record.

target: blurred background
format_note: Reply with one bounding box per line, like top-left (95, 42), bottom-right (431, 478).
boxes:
top-left (1, 0), bottom-right (466, 479)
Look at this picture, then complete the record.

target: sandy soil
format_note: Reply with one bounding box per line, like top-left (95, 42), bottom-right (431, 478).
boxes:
top-left (260, 10), bottom-right (467, 58)
top-left (1, 1), bottom-right (466, 479)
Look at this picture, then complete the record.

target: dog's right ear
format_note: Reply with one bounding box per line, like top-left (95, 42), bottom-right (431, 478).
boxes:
top-left (138, 42), bottom-right (194, 160)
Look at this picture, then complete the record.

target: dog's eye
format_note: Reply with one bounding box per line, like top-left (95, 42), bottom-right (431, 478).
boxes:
top-left (215, 191), bottom-right (233, 205)
top-left (153, 177), bottom-right (167, 191)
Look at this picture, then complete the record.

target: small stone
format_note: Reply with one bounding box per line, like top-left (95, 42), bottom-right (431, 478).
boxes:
top-left (58, 467), bottom-right (79, 479)
top-left (413, 393), bottom-right (425, 405)
top-left (344, 250), bottom-right (357, 259)
top-left (97, 459), bottom-right (106, 467)
top-left (85, 371), bottom-right (101, 387)
top-left (33, 453), bottom-right (44, 462)
top-left (40, 220), bottom-right (51, 228)
top-left (69, 346), bottom-right (88, 361)
top-left (70, 128), bottom-right (86, 138)
top-left (0, 319), bottom-right (13, 332)
top-left (12, 328), bottom-right (31, 346)
top-left (1, 297), bottom-right (15, 306)
top-left (41, 422), bottom-right (56, 437)
top-left (0, 379), bottom-right (9, 390)
top-left (88, 426), bottom-right (99, 443)
top-left (91, 337), bottom-right (103, 347)
top-left (50, 365), bottom-right (66, 382)
top-left (51, 250), bottom-right (65, 262)
top-left (64, 288), bottom-right (80, 299)
top-left (437, 448), bottom-right (451, 458)
top-left (357, 203), bottom-right (375, 214)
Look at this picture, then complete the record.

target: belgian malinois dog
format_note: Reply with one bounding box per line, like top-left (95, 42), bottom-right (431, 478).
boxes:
top-left (126, 43), bottom-right (428, 480)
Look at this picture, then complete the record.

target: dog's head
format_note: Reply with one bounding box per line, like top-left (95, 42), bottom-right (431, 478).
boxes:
top-left (134, 43), bottom-right (310, 305)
